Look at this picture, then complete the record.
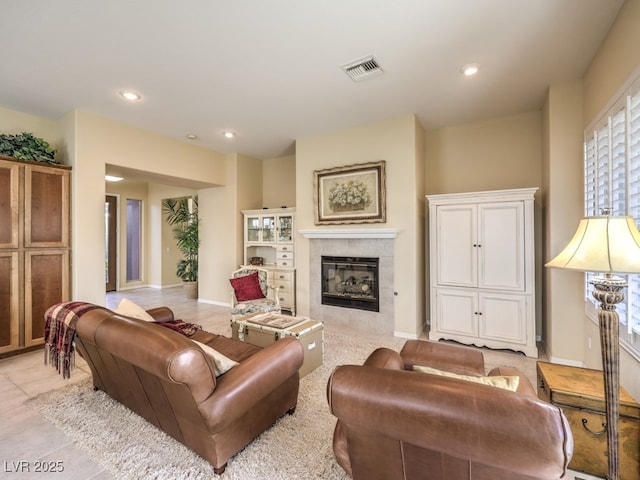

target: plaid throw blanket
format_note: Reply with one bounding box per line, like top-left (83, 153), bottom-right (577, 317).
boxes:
top-left (44, 302), bottom-right (100, 379)
top-left (157, 319), bottom-right (202, 337)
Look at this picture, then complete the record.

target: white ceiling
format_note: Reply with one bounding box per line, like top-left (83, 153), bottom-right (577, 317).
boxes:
top-left (0, 0), bottom-right (625, 160)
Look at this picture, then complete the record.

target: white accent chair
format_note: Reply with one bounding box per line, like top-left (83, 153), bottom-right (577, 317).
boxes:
top-left (230, 267), bottom-right (281, 320)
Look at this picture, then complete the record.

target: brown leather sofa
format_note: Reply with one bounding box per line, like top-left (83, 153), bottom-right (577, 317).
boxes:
top-left (327, 340), bottom-right (574, 480)
top-left (73, 304), bottom-right (304, 474)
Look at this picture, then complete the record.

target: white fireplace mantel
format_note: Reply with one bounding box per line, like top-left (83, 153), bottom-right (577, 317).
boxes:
top-left (298, 228), bottom-right (399, 239)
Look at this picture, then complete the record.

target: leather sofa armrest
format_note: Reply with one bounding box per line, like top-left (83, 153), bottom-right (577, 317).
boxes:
top-left (327, 365), bottom-right (573, 479)
top-left (400, 340), bottom-right (485, 376)
top-left (145, 306), bottom-right (175, 323)
top-left (198, 336), bottom-right (304, 431)
top-left (363, 348), bottom-right (404, 370)
top-left (488, 365), bottom-right (537, 397)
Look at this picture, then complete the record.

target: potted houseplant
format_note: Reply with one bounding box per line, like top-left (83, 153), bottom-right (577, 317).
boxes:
top-left (0, 132), bottom-right (58, 163)
top-left (162, 195), bottom-right (199, 298)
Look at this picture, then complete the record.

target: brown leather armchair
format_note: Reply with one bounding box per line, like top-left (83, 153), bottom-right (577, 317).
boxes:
top-left (327, 340), bottom-right (573, 480)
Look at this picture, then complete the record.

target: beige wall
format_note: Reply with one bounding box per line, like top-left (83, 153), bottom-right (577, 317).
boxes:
top-left (579, 0), bottom-right (640, 399)
top-left (70, 110), bottom-right (227, 305)
top-left (263, 154), bottom-right (296, 209)
top-left (296, 114), bottom-right (425, 337)
top-left (424, 111), bottom-right (542, 195)
top-left (583, 0), bottom-right (640, 127)
top-left (0, 107), bottom-right (59, 155)
top-left (236, 154), bottom-right (264, 264)
top-left (0, 103), bottom-right (284, 307)
top-left (542, 81), bottom-right (585, 363)
top-left (199, 154), bottom-right (248, 305)
top-left (414, 119), bottom-right (426, 330)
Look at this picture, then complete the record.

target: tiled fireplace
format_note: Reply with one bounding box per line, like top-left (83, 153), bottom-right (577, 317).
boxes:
top-left (302, 229), bottom-right (397, 335)
top-left (321, 255), bottom-right (379, 312)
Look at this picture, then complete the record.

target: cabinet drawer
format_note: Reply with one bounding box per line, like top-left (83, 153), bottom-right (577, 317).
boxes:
top-left (277, 250), bottom-right (294, 261)
top-left (277, 245), bottom-right (293, 253)
top-left (272, 270), bottom-right (294, 283)
top-left (277, 258), bottom-right (294, 268)
top-left (277, 291), bottom-right (294, 306)
top-left (274, 279), bottom-right (292, 293)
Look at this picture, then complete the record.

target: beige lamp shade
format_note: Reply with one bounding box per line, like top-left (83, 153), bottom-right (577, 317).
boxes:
top-left (546, 215), bottom-right (640, 274)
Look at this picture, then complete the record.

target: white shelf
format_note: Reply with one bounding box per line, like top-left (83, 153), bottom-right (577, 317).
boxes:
top-left (298, 228), bottom-right (399, 239)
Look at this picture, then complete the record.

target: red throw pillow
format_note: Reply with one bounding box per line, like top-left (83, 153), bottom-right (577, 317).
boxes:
top-left (230, 271), bottom-right (266, 302)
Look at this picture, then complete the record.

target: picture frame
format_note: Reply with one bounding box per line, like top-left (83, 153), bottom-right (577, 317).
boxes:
top-left (313, 160), bottom-right (386, 225)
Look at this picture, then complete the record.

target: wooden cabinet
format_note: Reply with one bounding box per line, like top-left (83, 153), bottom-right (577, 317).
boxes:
top-left (427, 188), bottom-right (537, 357)
top-left (242, 208), bottom-right (296, 315)
top-left (0, 156), bottom-right (71, 356)
top-left (537, 361), bottom-right (640, 479)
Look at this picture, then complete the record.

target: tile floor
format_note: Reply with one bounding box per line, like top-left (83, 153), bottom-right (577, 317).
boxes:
top-left (0, 286), bottom-right (587, 479)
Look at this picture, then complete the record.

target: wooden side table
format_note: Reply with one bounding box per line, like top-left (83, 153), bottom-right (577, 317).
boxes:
top-left (537, 361), bottom-right (640, 479)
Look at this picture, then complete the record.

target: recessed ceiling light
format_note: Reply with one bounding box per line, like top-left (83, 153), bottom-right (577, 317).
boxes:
top-left (460, 63), bottom-right (480, 76)
top-left (223, 131), bottom-right (236, 139)
top-left (186, 134), bottom-right (198, 140)
top-left (105, 175), bottom-right (124, 182)
top-left (120, 91), bottom-right (141, 101)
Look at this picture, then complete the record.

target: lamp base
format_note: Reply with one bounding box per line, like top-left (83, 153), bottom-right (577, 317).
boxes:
top-left (590, 274), bottom-right (623, 480)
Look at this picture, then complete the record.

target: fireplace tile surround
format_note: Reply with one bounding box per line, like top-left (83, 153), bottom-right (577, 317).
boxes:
top-left (304, 230), bottom-right (396, 335)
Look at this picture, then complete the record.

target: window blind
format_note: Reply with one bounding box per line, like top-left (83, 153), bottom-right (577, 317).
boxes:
top-left (583, 70), bottom-right (640, 357)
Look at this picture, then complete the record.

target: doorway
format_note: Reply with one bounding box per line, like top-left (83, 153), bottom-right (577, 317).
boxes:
top-left (105, 195), bottom-right (117, 291)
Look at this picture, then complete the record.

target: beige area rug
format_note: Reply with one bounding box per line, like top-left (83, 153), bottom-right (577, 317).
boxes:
top-left (27, 331), bottom-right (405, 479)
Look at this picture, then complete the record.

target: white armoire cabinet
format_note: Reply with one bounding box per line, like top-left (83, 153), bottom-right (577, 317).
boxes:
top-left (427, 188), bottom-right (538, 357)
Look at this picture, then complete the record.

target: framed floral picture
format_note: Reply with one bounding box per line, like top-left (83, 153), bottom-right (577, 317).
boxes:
top-left (313, 160), bottom-right (386, 225)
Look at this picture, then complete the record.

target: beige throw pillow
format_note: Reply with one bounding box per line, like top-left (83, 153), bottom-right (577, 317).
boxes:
top-left (193, 340), bottom-right (239, 377)
top-left (413, 364), bottom-right (520, 392)
top-left (115, 298), bottom-right (156, 322)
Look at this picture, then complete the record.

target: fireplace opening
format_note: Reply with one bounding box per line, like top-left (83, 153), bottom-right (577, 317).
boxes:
top-left (321, 256), bottom-right (379, 312)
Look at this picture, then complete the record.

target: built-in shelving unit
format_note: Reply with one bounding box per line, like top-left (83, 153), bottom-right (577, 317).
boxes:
top-left (242, 207), bottom-right (296, 315)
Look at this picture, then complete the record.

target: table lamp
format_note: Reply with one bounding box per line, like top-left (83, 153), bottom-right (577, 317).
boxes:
top-left (546, 211), bottom-right (640, 480)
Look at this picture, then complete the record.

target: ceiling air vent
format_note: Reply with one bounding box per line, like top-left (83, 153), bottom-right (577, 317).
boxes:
top-left (340, 55), bottom-right (383, 82)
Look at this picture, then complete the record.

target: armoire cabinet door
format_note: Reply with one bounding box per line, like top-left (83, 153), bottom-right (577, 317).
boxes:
top-left (24, 250), bottom-right (70, 347)
top-left (24, 165), bottom-right (70, 248)
top-left (0, 160), bottom-right (19, 249)
top-left (435, 287), bottom-right (478, 337)
top-left (478, 292), bottom-right (527, 345)
top-left (435, 205), bottom-right (477, 287)
top-left (478, 201), bottom-right (525, 291)
top-left (0, 252), bottom-right (19, 353)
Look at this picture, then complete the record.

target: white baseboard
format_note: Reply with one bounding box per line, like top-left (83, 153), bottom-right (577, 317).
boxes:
top-left (115, 284), bottom-right (150, 291)
top-left (393, 330), bottom-right (418, 340)
top-left (198, 298), bottom-right (230, 307)
top-left (547, 356), bottom-right (585, 368)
